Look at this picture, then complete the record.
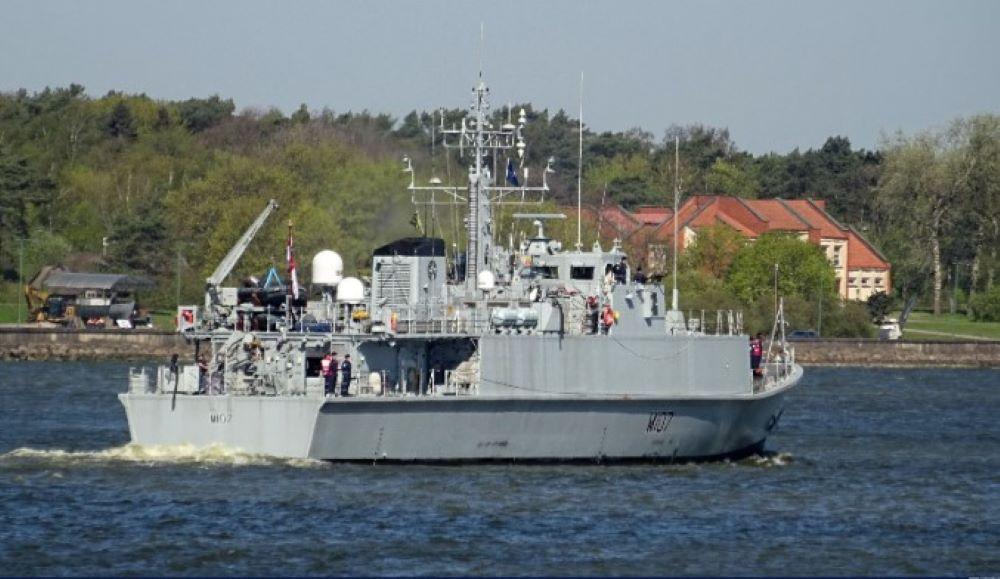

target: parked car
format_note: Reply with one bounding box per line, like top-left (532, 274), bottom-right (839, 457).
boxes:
top-left (788, 329), bottom-right (819, 340)
top-left (878, 319), bottom-right (902, 341)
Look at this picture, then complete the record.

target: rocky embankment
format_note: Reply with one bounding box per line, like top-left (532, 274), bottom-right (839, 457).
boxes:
top-left (0, 327), bottom-right (188, 361)
top-left (791, 338), bottom-right (1000, 367)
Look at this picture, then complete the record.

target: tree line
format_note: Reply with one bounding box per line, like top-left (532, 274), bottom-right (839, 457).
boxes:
top-left (0, 85), bottom-right (997, 320)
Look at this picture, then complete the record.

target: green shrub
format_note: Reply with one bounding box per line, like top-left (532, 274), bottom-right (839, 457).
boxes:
top-left (821, 301), bottom-right (877, 338)
top-left (969, 287), bottom-right (1000, 322)
top-left (866, 291), bottom-right (894, 323)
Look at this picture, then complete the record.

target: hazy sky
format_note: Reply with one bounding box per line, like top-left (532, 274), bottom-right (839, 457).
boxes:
top-left (2, 0), bottom-right (998, 153)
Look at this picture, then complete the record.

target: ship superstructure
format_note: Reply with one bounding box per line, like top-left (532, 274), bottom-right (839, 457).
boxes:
top-left (120, 75), bottom-right (801, 462)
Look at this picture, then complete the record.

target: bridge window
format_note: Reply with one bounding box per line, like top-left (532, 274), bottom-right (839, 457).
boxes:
top-left (529, 266), bottom-right (559, 279)
top-left (570, 266), bottom-right (595, 280)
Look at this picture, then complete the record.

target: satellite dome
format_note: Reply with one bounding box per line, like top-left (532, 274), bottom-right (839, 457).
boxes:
top-left (312, 250), bottom-right (343, 286)
top-left (477, 270), bottom-right (496, 291)
top-left (337, 277), bottom-right (365, 304)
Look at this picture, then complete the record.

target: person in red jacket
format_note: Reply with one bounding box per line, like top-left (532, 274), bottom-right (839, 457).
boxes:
top-left (601, 305), bottom-right (615, 335)
top-left (321, 352), bottom-right (336, 396)
top-left (750, 333), bottom-right (764, 378)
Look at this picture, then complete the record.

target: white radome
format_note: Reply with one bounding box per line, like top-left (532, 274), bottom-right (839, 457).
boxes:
top-left (337, 277), bottom-right (365, 304)
top-left (477, 270), bottom-right (496, 291)
top-left (312, 250), bottom-right (343, 286)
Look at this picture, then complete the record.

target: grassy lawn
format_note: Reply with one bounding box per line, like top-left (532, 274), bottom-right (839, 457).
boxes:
top-left (150, 312), bottom-right (176, 331)
top-left (900, 311), bottom-right (1000, 341)
top-left (0, 302), bottom-right (21, 324)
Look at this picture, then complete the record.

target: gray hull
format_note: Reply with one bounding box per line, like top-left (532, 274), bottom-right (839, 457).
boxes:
top-left (119, 365), bottom-right (799, 462)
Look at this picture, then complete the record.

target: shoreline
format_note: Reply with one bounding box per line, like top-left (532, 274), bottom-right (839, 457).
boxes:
top-left (1, 327), bottom-right (999, 367)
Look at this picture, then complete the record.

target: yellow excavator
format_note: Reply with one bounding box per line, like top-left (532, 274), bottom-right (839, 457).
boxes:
top-left (24, 266), bottom-right (79, 326)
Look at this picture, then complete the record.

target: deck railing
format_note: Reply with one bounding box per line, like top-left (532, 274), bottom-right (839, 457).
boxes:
top-left (756, 345), bottom-right (796, 393)
top-left (685, 309), bottom-right (745, 336)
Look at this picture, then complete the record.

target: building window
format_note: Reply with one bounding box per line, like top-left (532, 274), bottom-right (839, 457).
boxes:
top-left (875, 277), bottom-right (883, 286)
top-left (849, 277), bottom-right (856, 286)
top-left (862, 277), bottom-right (869, 286)
top-left (570, 266), bottom-right (595, 280)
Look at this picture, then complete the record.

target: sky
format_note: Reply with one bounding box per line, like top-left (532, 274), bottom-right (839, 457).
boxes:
top-left (2, 0), bottom-right (998, 154)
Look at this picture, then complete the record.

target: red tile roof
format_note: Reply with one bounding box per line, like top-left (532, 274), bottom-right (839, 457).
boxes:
top-left (782, 199), bottom-right (848, 239)
top-left (640, 195), bottom-right (890, 269)
top-left (578, 196), bottom-right (891, 281)
top-left (748, 199), bottom-right (812, 231)
top-left (633, 206), bottom-right (672, 225)
top-left (847, 228), bottom-right (891, 269)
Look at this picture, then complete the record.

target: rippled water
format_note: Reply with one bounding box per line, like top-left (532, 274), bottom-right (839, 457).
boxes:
top-left (1, 362), bottom-right (997, 576)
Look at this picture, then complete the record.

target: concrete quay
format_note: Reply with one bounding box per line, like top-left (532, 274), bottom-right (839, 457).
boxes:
top-left (0, 327), bottom-right (188, 361)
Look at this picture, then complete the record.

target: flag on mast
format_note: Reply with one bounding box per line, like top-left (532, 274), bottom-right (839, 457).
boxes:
top-left (506, 158), bottom-right (519, 187)
top-left (286, 221), bottom-right (300, 299)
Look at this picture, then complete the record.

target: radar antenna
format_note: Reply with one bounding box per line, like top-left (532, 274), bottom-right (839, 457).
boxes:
top-left (405, 70), bottom-right (553, 290)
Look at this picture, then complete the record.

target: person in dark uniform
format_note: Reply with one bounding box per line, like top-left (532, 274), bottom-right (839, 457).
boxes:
top-left (613, 257), bottom-right (628, 284)
top-left (633, 264), bottom-right (647, 284)
top-left (340, 355), bottom-right (352, 397)
top-left (196, 354), bottom-right (208, 394)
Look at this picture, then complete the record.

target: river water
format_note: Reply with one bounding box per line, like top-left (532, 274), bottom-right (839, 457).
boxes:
top-left (0, 362), bottom-right (996, 576)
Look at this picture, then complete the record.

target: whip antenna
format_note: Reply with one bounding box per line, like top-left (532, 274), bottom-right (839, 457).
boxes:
top-left (576, 71), bottom-right (583, 251)
top-left (672, 136), bottom-right (680, 310)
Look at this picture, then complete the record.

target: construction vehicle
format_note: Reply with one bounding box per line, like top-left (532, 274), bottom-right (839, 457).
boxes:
top-left (25, 266), bottom-right (151, 328)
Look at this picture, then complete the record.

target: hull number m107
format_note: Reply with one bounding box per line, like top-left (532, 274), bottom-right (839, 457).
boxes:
top-left (210, 412), bottom-right (232, 424)
top-left (646, 411), bottom-right (674, 434)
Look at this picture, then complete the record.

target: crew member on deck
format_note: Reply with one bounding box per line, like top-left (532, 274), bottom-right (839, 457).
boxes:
top-left (321, 352), bottom-right (336, 396)
top-left (601, 304), bottom-right (615, 335)
top-left (196, 354), bottom-right (208, 394)
top-left (341, 355), bottom-right (352, 396)
top-left (613, 257), bottom-right (628, 284)
top-left (750, 333), bottom-right (764, 380)
top-left (634, 264), bottom-right (647, 284)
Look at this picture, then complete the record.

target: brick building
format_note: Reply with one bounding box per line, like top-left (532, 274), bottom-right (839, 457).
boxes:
top-left (586, 196), bottom-right (891, 301)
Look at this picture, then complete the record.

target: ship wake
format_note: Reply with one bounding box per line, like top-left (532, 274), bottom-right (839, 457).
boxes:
top-left (0, 443), bottom-right (324, 468)
top-left (738, 451), bottom-right (794, 467)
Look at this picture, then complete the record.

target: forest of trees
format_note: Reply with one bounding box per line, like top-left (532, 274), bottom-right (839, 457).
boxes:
top-left (1, 85), bottom-right (998, 324)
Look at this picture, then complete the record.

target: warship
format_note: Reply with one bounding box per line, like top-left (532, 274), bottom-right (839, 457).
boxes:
top-left (120, 74), bottom-right (801, 462)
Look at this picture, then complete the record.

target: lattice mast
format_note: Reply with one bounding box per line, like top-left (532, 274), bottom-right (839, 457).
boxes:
top-left (407, 74), bottom-right (554, 291)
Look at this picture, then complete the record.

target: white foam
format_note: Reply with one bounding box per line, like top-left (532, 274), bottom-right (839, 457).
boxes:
top-left (1, 443), bottom-right (324, 468)
top-left (744, 452), bottom-right (794, 467)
